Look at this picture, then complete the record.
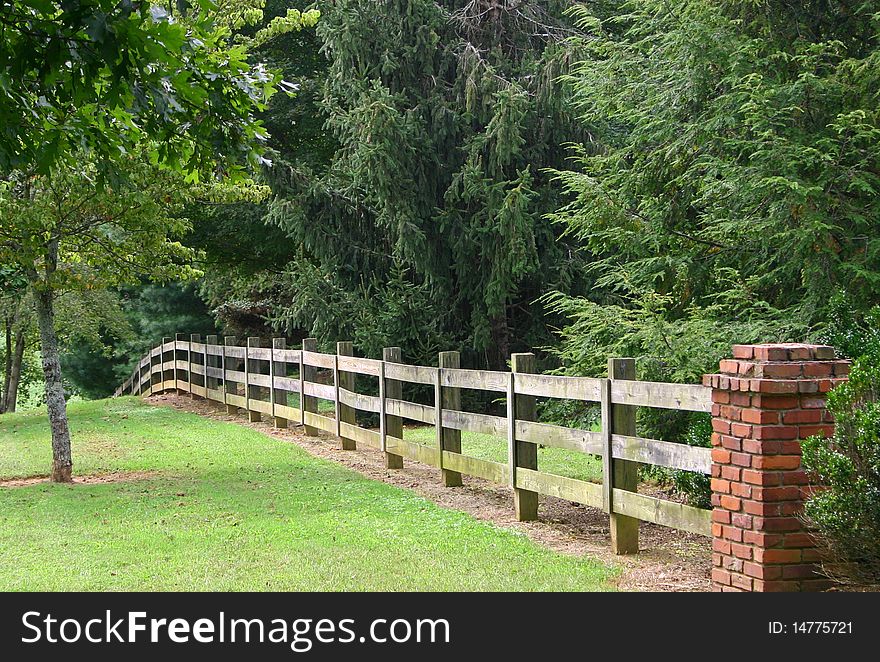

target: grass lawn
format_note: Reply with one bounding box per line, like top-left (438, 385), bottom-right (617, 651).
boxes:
top-left (0, 398), bottom-right (618, 591)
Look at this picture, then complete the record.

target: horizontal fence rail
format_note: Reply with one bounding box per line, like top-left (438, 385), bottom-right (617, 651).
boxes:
top-left (115, 334), bottom-right (713, 546)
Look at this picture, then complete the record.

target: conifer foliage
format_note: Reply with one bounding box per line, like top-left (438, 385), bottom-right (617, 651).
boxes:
top-left (256, 1), bottom-right (591, 367)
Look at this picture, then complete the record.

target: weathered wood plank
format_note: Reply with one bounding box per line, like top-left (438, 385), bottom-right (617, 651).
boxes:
top-left (205, 388), bottom-right (224, 402)
top-left (273, 348), bottom-right (301, 363)
top-left (337, 355), bottom-right (382, 377)
top-left (189, 363), bottom-right (205, 376)
top-left (441, 452), bottom-right (509, 484)
top-left (440, 409), bottom-right (507, 436)
top-left (515, 468), bottom-right (604, 509)
top-left (274, 403), bottom-right (302, 424)
top-left (303, 411), bottom-right (336, 434)
top-left (272, 375), bottom-right (301, 393)
top-left (385, 398), bottom-right (435, 425)
top-left (386, 438), bottom-right (440, 467)
top-left (247, 347), bottom-right (272, 361)
top-left (225, 369), bottom-right (247, 384)
top-left (610, 380), bottom-right (712, 413)
top-left (515, 420), bottom-right (604, 455)
top-left (224, 346), bottom-right (245, 359)
top-left (226, 393), bottom-right (247, 408)
top-left (205, 344), bottom-right (223, 356)
top-left (339, 422), bottom-right (382, 449)
top-left (249, 398), bottom-right (273, 415)
top-left (338, 388), bottom-right (381, 413)
top-left (440, 368), bottom-right (509, 392)
top-left (612, 489), bottom-right (711, 536)
top-left (302, 381), bottom-right (336, 401)
top-left (611, 434), bottom-right (712, 474)
top-left (248, 373), bottom-right (272, 388)
top-left (513, 373), bottom-right (604, 402)
top-left (384, 362), bottom-right (436, 385)
top-left (205, 366), bottom-right (224, 379)
top-left (302, 350), bottom-right (335, 369)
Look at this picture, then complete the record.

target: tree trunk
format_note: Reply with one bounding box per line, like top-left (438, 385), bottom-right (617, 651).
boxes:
top-left (3, 325), bottom-right (25, 413)
top-left (32, 287), bottom-right (72, 482)
top-left (1, 316), bottom-right (10, 414)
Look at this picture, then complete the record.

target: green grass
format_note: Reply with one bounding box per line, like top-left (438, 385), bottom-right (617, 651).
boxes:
top-left (0, 398), bottom-right (618, 591)
top-left (404, 426), bottom-right (604, 483)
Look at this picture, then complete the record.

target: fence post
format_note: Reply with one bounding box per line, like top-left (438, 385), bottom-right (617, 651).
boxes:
top-left (605, 357), bottom-right (639, 555)
top-left (438, 351), bottom-right (463, 487)
top-left (175, 333), bottom-right (187, 395)
top-left (206, 335), bottom-right (219, 402)
top-left (272, 338), bottom-right (288, 429)
top-left (246, 337), bottom-right (262, 423)
top-left (302, 338), bottom-right (319, 436)
top-left (383, 347), bottom-right (404, 469)
top-left (224, 336), bottom-right (238, 415)
top-left (510, 353), bottom-right (538, 521)
top-left (161, 337), bottom-right (172, 390)
top-left (705, 343), bottom-right (850, 592)
top-left (336, 341), bottom-right (356, 449)
top-left (189, 334), bottom-right (201, 399)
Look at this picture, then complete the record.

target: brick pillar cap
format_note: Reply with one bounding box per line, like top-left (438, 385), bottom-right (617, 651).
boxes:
top-left (732, 343), bottom-right (836, 362)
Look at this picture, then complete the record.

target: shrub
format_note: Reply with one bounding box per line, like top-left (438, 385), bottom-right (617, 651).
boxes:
top-left (802, 353), bottom-right (880, 587)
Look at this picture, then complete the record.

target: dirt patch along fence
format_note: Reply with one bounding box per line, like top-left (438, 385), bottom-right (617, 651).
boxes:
top-left (115, 335), bottom-right (849, 592)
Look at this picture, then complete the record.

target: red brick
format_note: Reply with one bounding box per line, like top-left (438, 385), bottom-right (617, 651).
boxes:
top-left (712, 390), bottom-right (731, 404)
top-left (744, 562), bottom-right (782, 580)
top-left (744, 500), bottom-right (783, 517)
top-left (731, 543), bottom-right (752, 560)
top-left (719, 359), bottom-right (739, 374)
top-left (752, 379), bottom-right (798, 394)
top-left (742, 470), bottom-right (782, 486)
top-left (720, 405), bottom-right (742, 421)
top-left (782, 409), bottom-right (822, 424)
top-left (753, 395), bottom-right (800, 409)
top-left (711, 478), bottom-right (731, 494)
top-left (754, 517), bottom-right (802, 532)
top-left (730, 573), bottom-right (754, 591)
top-left (713, 538), bottom-right (731, 554)
top-left (781, 470), bottom-right (810, 485)
top-left (754, 548), bottom-right (801, 563)
top-left (752, 486), bottom-right (802, 501)
top-left (732, 513), bottom-right (753, 530)
top-left (801, 396), bottom-right (828, 409)
top-left (712, 522), bottom-right (723, 538)
top-left (731, 423), bottom-right (753, 438)
top-left (712, 568), bottom-right (731, 586)
top-left (730, 452), bottom-right (752, 467)
top-left (712, 509), bottom-right (731, 524)
top-left (731, 392), bottom-right (752, 407)
top-left (711, 448), bottom-right (731, 464)
top-left (723, 526), bottom-right (743, 542)
top-left (833, 362), bottom-right (851, 377)
top-left (753, 346), bottom-right (790, 361)
top-left (720, 495), bottom-right (741, 511)
top-left (720, 435), bottom-right (742, 451)
top-left (758, 363), bottom-right (803, 379)
top-left (802, 362), bottom-right (833, 377)
top-left (753, 455), bottom-right (801, 470)
top-left (752, 425), bottom-right (799, 440)
top-left (730, 482), bottom-right (752, 498)
top-left (721, 465), bottom-right (741, 481)
top-left (742, 409), bottom-right (779, 425)
top-left (732, 345), bottom-right (754, 359)
top-left (743, 531), bottom-right (783, 547)
top-left (712, 419), bottom-right (731, 434)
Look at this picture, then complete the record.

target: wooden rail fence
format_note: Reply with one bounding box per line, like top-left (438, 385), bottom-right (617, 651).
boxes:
top-left (115, 333), bottom-right (714, 552)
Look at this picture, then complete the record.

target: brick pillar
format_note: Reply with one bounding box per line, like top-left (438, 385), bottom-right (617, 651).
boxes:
top-left (703, 343), bottom-right (849, 592)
